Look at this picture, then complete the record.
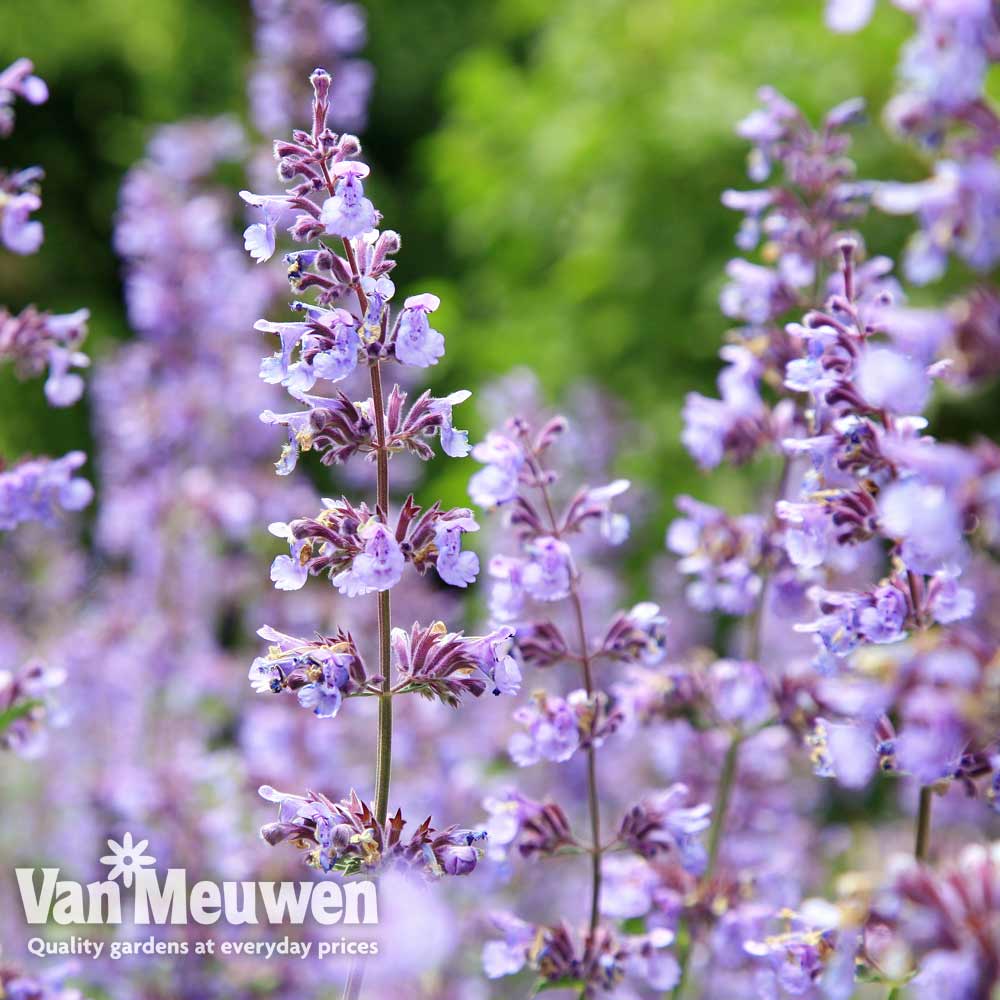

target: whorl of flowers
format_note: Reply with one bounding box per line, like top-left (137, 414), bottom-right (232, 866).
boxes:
top-left (259, 785), bottom-right (486, 877)
top-left (244, 68), bottom-right (488, 887)
top-left (0, 59), bottom-right (91, 534)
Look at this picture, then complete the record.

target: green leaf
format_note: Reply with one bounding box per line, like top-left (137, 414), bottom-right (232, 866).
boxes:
top-left (0, 699), bottom-right (41, 737)
top-left (532, 978), bottom-right (586, 995)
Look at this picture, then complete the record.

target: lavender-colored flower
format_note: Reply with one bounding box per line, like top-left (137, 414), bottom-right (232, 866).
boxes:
top-left (874, 156), bottom-right (1000, 285)
top-left (776, 498), bottom-right (835, 569)
top-left (879, 479), bottom-right (965, 576)
top-left (857, 583), bottom-right (909, 644)
top-left (267, 519), bottom-right (310, 590)
top-left (1, 191), bottom-right (43, 255)
top-left (430, 390), bottom-right (472, 458)
top-left (469, 431), bottom-right (526, 508)
top-left (242, 203), bottom-right (278, 262)
top-left (618, 783), bottom-right (712, 875)
top-left (0, 963), bottom-right (89, 1000)
top-left (825, 0), bottom-right (875, 34)
top-left (808, 718), bottom-right (877, 789)
top-left (434, 523), bottom-right (480, 588)
top-left (566, 478), bottom-right (631, 544)
top-left (487, 555), bottom-right (526, 623)
top-left (508, 691), bottom-right (582, 766)
top-left (681, 346), bottom-right (769, 469)
top-left (521, 535), bottom-right (574, 602)
top-left (483, 791), bottom-right (574, 859)
top-left (0, 306), bottom-right (90, 407)
top-left (708, 659), bottom-right (773, 729)
top-left (874, 842), bottom-right (1000, 999)
top-left (744, 903), bottom-right (860, 1000)
top-left (927, 568), bottom-right (976, 624)
top-left (320, 160), bottom-right (377, 237)
top-left (600, 602), bottom-right (669, 666)
top-left (259, 785), bottom-right (486, 878)
top-left (391, 621), bottom-right (518, 705)
top-left (667, 495), bottom-right (764, 615)
top-left (0, 452), bottom-right (92, 531)
top-left (393, 292), bottom-right (445, 368)
top-left (467, 626), bottom-right (521, 696)
top-left (855, 345), bottom-right (930, 415)
top-left (482, 912), bottom-right (536, 979)
top-left (0, 58), bottom-right (48, 137)
top-left (336, 519), bottom-right (406, 595)
top-left (0, 659), bottom-right (67, 758)
top-left (248, 0), bottom-right (372, 138)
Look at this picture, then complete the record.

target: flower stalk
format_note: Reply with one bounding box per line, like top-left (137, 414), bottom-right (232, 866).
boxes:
top-left (914, 785), bottom-right (933, 863)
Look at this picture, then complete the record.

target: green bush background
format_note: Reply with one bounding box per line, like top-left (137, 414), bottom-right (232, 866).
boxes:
top-left (3, 0), bottom-right (992, 565)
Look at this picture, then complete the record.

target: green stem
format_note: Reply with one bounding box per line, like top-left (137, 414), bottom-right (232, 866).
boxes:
top-left (671, 732), bottom-right (742, 999)
top-left (369, 355), bottom-right (393, 829)
top-left (339, 238), bottom-right (393, 1000)
top-left (671, 458), bottom-right (790, 998)
top-left (705, 732), bottom-right (742, 878)
top-left (570, 587), bottom-right (603, 936)
top-left (535, 461), bottom-right (603, 939)
top-left (915, 785), bottom-right (933, 862)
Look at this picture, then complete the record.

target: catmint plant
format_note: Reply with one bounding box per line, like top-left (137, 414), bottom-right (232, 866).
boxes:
top-left (644, 5), bottom-right (1000, 991)
top-left (244, 74), bottom-right (505, 1000)
top-left (468, 413), bottom-right (708, 996)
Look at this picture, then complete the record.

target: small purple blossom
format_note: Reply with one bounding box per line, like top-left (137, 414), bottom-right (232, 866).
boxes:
top-left (521, 535), bottom-right (574, 602)
top-left (469, 431), bottom-right (526, 507)
top-left (336, 519), bottom-right (406, 595)
top-left (320, 160), bottom-right (376, 237)
top-left (393, 292), bottom-right (445, 368)
top-left (434, 522), bottom-right (480, 588)
top-left (1, 191), bottom-right (43, 255)
top-left (0, 59), bottom-right (48, 137)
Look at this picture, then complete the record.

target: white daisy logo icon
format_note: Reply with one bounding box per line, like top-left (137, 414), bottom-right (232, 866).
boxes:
top-left (100, 832), bottom-right (156, 888)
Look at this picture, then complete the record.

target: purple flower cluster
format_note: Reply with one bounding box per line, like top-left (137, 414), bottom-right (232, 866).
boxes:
top-left (0, 306), bottom-right (89, 406)
top-left (829, 3), bottom-right (1000, 281)
top-left (259, 786), bottom-right (485, 877)
top-left (667, 495), bottom-right (765, 614)
top-left (0, 451), bottom-right (92, 532)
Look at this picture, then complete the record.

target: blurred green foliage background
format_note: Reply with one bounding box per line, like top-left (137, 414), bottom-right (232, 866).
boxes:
top-left (3, 0), bottom-right (975, 567)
